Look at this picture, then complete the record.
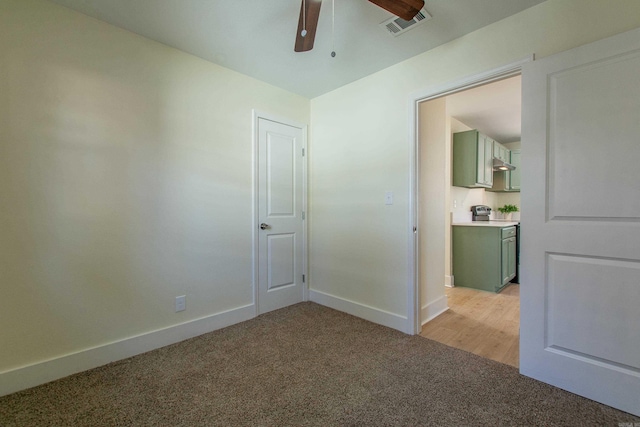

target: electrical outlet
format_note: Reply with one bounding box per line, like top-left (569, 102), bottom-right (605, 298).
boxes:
top-left (175, 295), bottom-right (186, 312)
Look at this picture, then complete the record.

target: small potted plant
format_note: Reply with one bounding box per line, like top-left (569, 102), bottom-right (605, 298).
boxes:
top-left (497, 204), bottom-right (519, 220)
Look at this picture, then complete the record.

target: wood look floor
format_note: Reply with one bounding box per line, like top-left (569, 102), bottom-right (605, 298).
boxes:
top-left (420, 284), bottom-right (520, 368)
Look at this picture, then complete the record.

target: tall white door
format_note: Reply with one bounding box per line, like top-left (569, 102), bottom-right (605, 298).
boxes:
top-left (520, 28), bottom-right (640, 416)
top-left (257, 117), bottom-right (305, 315)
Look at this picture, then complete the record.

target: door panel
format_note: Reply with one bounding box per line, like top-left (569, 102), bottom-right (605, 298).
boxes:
top-left (258, 118), bottom-right (304, 314)
top-left (548, 52), bottom-right (640, 219)
top-left (547, 254), bottom-right (640, 369)
top-left (267, 233), bottom-right (296, 290)
top-left (267, 135), bottom-right (296, 216)
top-left (521, 28), bottom-right (640, 416)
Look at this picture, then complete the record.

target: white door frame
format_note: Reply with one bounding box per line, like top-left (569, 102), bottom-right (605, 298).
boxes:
top-left (407, 56), bottom-right (533, 335)
top-left (252, 110), bottom-right (309, 316)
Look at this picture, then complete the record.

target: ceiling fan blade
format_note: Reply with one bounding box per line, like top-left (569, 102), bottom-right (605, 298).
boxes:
top-left (294, 0), bottom-right (322, 52)
top-left (368, 0), bottom-right (425, 21)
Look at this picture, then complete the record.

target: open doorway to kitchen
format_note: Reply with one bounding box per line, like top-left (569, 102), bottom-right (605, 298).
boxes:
top-left (415, 74), bottom-right (522, 368)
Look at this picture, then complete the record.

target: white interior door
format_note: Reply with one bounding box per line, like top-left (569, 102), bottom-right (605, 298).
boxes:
top-left (520, 28), bottom-right (640, 416)
top-left (257, 117), bottom-right (305, 315)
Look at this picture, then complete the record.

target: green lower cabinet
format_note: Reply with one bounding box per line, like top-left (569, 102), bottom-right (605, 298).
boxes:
top-left (452, 226), bottom-right (517, 293)
top-left (501, 236), bottom-right (517, 285)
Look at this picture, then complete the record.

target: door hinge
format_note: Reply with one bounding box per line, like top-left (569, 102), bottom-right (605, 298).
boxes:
top-left (302, 274), bottom-right (305, 283)
top-left (302, 148), bottom-right (305, 156)
top-left (302, 211), bottom-right (306, 220)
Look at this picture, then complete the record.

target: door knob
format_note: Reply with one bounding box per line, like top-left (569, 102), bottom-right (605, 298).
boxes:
top-left (260, 223), bottom-right (270, 230)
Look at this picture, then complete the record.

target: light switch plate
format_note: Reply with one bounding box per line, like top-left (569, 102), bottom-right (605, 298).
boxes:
top-left (385, 191), bottom-right (393, 205)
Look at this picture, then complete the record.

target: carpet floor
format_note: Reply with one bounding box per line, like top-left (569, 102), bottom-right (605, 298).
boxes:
top-left (1, 302), bottom-right (637, 426)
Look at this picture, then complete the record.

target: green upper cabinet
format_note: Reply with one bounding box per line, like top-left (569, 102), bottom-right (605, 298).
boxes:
top-left (453, 130), bottom-right (493, 188)
top-left (494, 140), bottom-right (509, 162)
top-left (509, 149), bottom-right (521, 191)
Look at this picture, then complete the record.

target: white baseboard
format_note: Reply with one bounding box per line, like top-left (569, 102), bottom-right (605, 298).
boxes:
top-left (0, 304), bottom-right (255, 397)
top-left (421, 295), bottom-right (449, 326)
top-left (309, 289), bottom-right (408, 333)
top-left (445, 275), bottom-right (454, 288)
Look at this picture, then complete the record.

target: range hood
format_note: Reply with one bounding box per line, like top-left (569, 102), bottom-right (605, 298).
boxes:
top-left (493, 158), bottom-right (516, 171)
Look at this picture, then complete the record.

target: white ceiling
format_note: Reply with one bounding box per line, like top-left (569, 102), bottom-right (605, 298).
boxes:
top-left (446, 75), bottom-right (522, 143)
top-left (48, 0), bottom-right (545, 98)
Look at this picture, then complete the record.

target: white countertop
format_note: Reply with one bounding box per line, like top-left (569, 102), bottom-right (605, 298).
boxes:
top-left (452, 221), bottom-right (519, 228)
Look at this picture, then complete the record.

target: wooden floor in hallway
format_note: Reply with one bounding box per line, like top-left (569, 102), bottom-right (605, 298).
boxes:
top-left (420, 284), bottom-right (520, 368)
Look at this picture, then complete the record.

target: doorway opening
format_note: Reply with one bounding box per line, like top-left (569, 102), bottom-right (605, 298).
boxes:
top-left (408, 62), bottom-right (527, 367)
top-left (419, 76), bottom-right (521, 367)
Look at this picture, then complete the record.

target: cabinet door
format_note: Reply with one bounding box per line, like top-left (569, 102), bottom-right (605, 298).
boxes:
top-left (494, 141), bottom-right (509, 162)
top-left (476, 135), bottom-right (486, 185)
top-left (453, 130), bottom-right (482, 188)
top-left (501, 238), bottom-right (511, 285)
top-left (507, 237), bottom-right (517, 279)
top-left (509, 149), bottom-right (521, 191)
top-left (501, 236), bottom-right (517, 285)
top-left (483, 136), bottom-right (494, 186)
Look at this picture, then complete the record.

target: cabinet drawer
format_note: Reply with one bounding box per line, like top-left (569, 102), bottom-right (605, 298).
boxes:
top-left (501, 226), bottom-right (516, 239)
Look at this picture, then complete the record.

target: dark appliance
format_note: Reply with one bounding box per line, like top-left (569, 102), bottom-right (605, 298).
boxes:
top-left (471, 205), bottom-right (491, 221)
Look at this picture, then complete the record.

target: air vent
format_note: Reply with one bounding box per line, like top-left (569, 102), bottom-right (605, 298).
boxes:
top-left (380, 7), bottom-right (432, 37)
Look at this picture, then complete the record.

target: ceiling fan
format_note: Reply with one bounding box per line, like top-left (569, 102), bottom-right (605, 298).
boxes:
top-left (294, 0), bottom-right (425, 52)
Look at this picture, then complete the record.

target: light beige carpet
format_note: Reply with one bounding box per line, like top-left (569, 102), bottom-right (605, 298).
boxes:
top-left (1, 302), bottom-right (638, 426)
